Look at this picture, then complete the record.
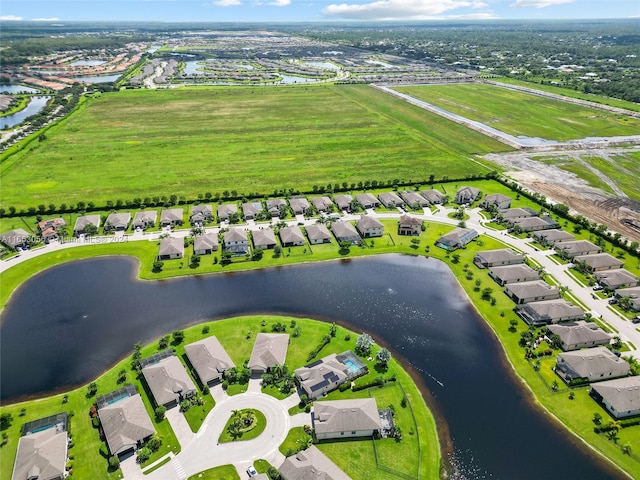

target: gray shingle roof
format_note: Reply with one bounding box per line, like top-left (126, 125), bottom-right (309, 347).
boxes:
top-left (279, 226), bottom-right (305, 244)
top-left (242, 202), bottom-right (262, 217)
top-left (510, 216), bottom-right (558, 230)
top-left (490, 264), bottom-right (539, 282)
top-left (399, 214), bottom-right (422, 226)
top-left (306, 223), bottom-right (332, 242)
top-left (355, 193), bottom-right (378, 207)
top-left (481, 193), bottom-right (511, 206)
top-left (253, 229), bottom-right (277, 247)
top-left (420, 189), bottom-right (445, 203)
top-left (518, 299), bottom-right (582, 322)
top-left (161, 208), bottom-right (183, 224)
top-left (505, 281), bottom-right (560, 300)
top-left (266, 198), bottom-right (287, 214)
top-left (313, 398), bottom-right (382, 435)
top-left (289, 197), bottom-right (310, 213)
top-left (574, 253), bottom-right (624, 270)
top-left (133, 210), bottom-right (157, 227)
top-left (332, 195), bottom-right (352, 209)
top-left (12, 417), bottom-right (67, 480)
top-left (355, 215), bottom-right (383, 230)
top-left (193, 233), bottom-right (218, 252)
top-left (248, 333), bottom-right (289, 371)
top-left (224, 228), bottom-right (248, 243)
top-left (435, 227), bottom-right (478, 248)
top-left (217, 204), bottom-right (238, 219)
top-left (400, 191), bottom-right (429, 206)
top-left (0, 228), bottom-right (30, 249)
top-left (279, 445), bottom-right (351, 480)
top-left (311, 196), bottom-right (334, 211)
top-left (331, 221), bottom-right (360, 241)
top-left (547, 321), bottom-right (611, 349)
top-left (295, 353), bottom-right (349, 396)
top-left (558, 347), bottom-right (628, 378)
top-left (141, 354), bottom-right (196, 407)
top-left (595, 269), bottom-right (639, 289)
top-left (554, 240), bottom-right (601, 256)
top-left (475, 249), bottom-right (525, 265)
top-left (158, 237), bottom-right (183, 257)
top-left (455, 186), bottom-right (480, 202)
top-left (378, 191), bottom-right (404, 207)
top-left (499, 207), bottom-right (537, 219)
top-left (185, 336), bottom-right (235, 385)
top-left (591, 377), bottom-right (640, 414)
top-left (105, 212), bottom-right (131, 228)
top-left (533, 229), bottom-right (575, 244)
top-left (74, 215), bottom-right (101, 232)
top-left (98, 393), bottom-right (155, 456)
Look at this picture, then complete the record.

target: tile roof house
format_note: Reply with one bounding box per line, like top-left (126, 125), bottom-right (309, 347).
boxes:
top-left (279, 445), bottom-right (351, 480)
top-left (306, 223), bottom-right (333, 244)
top-left (313, 398), bottom-right (383, 440)
top-left (533, 229), bottom-right (575, 246)
top-left (615, 286), bottom-right (640, 311)
top-left (37, 218), bottom-right (66, 243)
top-left (455, 186), bottom-right (481, 204)
top-left (74, 215), bottom-right (101, 236)
top-left (311, 196), bottom-right (334, 212)
top-left (331, 221), bottom-right (361, 244)
top-left (497, 207), bottom-right (537, 220)
top-left (398, 214), bottom-right (422, 236)
top-left (0, 228), bottom-right (31, 250)
top-left (224, 228), bottom-right (249, 255)
top-left (489, 264), bottom-right (540, 286)
top-left (400, 190), bottom-right (429, 208)
top-left (480, 193), bottom-right (511, 210)
top-left (190, 204), bottom-right (213, 226)
top-left (97, 386), bottom-right (155, 456)
top-left (355, 215), bottom-right (383, 238)
top-left (547, 321), bottom-right (611, 351)
top-left (160, 208), bottom-right (184, 227)
top-left (242, 202), bottom-right (263, 220)
top-left (185, 336), bottom-right (235, 386)
top-left (289, 197), bottom-right (310, 215)
top-left (217, 204), bottom-right (238, 222)
top-left (253, 229), bottom-right (277, 250)
top-left (504, 280), bottom-right (560, 304)
top-left (104, 212), bottom-right (132, 232)
top-left (590, 376), bottom-right (640, 419)
top-left (141, 353), bottom-right (196, 408)
top-left (554, 240), bottom-right (601, 258)
top-left (595, 269), bottom-right (640, 290)
top-left (266, 199), bottom-right (287, 217)
top-left (355, 193), bottom-right (380, 209)
top-left (193, 233), bottom-right (219, 255)
top-left (247, 333), bottom-right (289, 373)
top-left (133, 210), bottom-right (157, 230)
top-left (435, 228), bottom-right (478, 250)
top-left (517, 299), bottom-right (583, 325)
top-left (420, 189), bottom-right (446, 205)
top-left (509, 216), bottom-right (559, 232)
top-left (294, 352), bottom-right (367, 400)
top-left (474, 249), bottom-right (525, 268)
top-left (332, 195), bottom-right (353, 211)
top-left (378, 192), bottom-right (404, 208)
top-left (279, 226), bottom-right (305, 247)
top-left (11, 413), bottom-right (68, 480)
top-left (555, 347), bottom-right (629, 384)
top-left (158, 237), bottom-right (184, 260)
top-left (574, 253), bottom-right (624, 272)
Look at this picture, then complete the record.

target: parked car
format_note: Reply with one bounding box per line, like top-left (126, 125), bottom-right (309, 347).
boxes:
top-left (247, 465), bottom-right (258, 477)
top-left (608, 298), bottom-right (618, 305)
top-left (593, 285), bottom-right (603, 291)
top-left (632, 316), bottom-right (640, 324)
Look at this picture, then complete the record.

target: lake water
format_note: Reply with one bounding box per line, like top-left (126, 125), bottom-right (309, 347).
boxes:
top-left (68, 60), bottom-right (106, 66)
top-left (1, 96), bottom-right (49, 128)
top-left (0, 254), bottom-right (621, 479)
top-left (306, 61), bottom-right (341, 70)
top-left (0, 85), bottom-right (40, 94)
top-left (72, 74), bottom-right (121, 83)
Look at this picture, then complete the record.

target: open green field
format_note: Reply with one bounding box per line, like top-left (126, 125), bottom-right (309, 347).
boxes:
top-left (394, 83), bottom-right (640, 142)
top-left (0, 84), bottom-right (509, 211)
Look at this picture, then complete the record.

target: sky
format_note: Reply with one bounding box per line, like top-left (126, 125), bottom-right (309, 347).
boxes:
top-left (1, 0), bottom-right (639, 23)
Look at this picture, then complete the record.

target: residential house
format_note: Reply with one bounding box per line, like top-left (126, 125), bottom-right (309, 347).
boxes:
top-left (247, 333), bottom-right (289, 374)
top-left (133, 210), bottom-right (157, 230)
top-left (141, 351), bottom-right (196, 408)
top-left (574, 253), bottom-right (623, 272)
top-left (217, 204), bottom-right (238, 222)
top-left (331, 221), bottom-right (361, 244)
top-left (289, 197), bottom-right (310, 215)
top-left (11, 413), bottom-right (68, 480)
top-left (509, 216), bottom-right (559, 232)
top-left (378, 192), bottom-right (404, 209)
top-left (615, 286), bottom-right (640, 311)
top-left (490, 264), bottom-right (540, 286)
top-left (554, 240), bottom-right (601, 259)
top-left (253, 229), bottom-right (277, 250)
top-left (547, 321), bottom-right (611, 351)
top-left (474, 249), bottom-right (525, 268)
top-left (398, 214), bottom-right (422, 236)
top-left (266, 199), bottom-right (287, 217)
top-left (193, 233), bottom-right (219, 255)
top-left (498, 208), bottom-right (537, 220)
top-left (37, 218), bottom-right (66, 243)
top-left (533, 229), bottom-right (575, 246)
top-left (333, 195), bottom-right (353, 211)
top-left (355, 215), bottom-right (383, 238)
top-left (400, 191), bottom-right (429, 208)
top-left (279, 226), bottom-right (305, 247)
top-left (190, 204), bottom-right (213, 226)
top-left (555, 347), bottom-right (629, 384)
top-left (74, 215), bottom-right (101, 236)
top-left (104, 212), bottom-right (131, 232)
top-left (97, 385), bottom-right (155, 457)
top-left (185, 336), bottom-right (235, 386)
top-left (0, 228), bottom-right (31, 250)
top-left (590, 377), bottom-right (640, 419)
top-left (279, 445), bottom-right (351, 480)
top-left (224, 228), bottom-right (249, 255)
top-left (595, 269), bottom-right (640, 290)
top-left (517, 299), bottom-right (583, 325)
top-left (242, 202), bottom-right (263, 220)
top-left (480, 193), bottom-right (511, 210)
top-left (435, 228), bottom-right (478, 250)
top-left (306, 223), bottom-right (332, 245)
top-left (295, 351), bottom-right (367, 400)
top-left (420, 189), bottom-right (446, 205)
top-left (355, 193), bottom-right (380, 209)
top-left (454, 186), bottom-right (481, 204)
top-left (504, 280), bottom-right (560, 304)
top-left (313, 398), bottom-right (383, 440)
top-left (311, 196), bottom-right (334, 212)
top-left (160, 208), bottom-right (183, 227)
top-left (158, 237), bottom-right (184, 260)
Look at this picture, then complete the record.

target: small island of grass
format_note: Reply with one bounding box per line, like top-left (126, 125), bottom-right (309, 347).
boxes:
top-left (218, 408), bottom-right (267, 443)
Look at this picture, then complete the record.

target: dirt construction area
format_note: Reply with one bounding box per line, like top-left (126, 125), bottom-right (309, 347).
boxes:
top-left (483, 146), bottom-right (640, 243)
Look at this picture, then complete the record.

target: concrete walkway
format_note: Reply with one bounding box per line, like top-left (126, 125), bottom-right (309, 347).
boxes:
top-left (166, 407), bottom-right (196, 448)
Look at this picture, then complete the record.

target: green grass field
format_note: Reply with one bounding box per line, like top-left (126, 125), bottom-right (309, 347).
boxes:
top-left (394, 83), bottom-right (640, 142)
top-left (0, 84), bottom-right (509, 211)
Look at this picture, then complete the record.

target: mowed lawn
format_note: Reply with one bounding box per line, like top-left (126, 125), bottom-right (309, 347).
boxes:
top-left (394, 83), bottom-right (640, 142)
top-left (0, 84), bottom-right (508, 210)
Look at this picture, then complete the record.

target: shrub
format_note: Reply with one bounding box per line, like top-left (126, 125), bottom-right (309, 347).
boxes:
top-left (136, 447), bottom-right (151, 463)
top-left (108, 456), bottom-right (120, 470)
top-left (202, 325), bottom-right (210, 334)
top-left (91, 417), bottom-right (100, 428)
top-left (99, 443), bottom-right (110, 458)
top-left (155, 406), bottom-right (166, 421)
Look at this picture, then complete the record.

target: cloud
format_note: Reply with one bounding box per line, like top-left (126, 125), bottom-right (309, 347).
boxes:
top-left (0, 15), bottom-right (23, 21)
top-left (31, 17), bottom-right (60, 21)
top-left (210, 0), bottom-right (241, 6)
top-left (323, 0), bottom-right (488, 20)
top-left (510, 0), bottom-right (573, 7)
top-left (268, 0), bottom-right (291, 5)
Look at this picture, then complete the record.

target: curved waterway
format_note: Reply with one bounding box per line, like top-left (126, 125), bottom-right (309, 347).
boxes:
top-left (0, 255), bottom-right (622, 479)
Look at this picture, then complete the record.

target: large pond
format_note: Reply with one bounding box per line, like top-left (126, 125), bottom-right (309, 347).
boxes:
top-left (1, 96), bottom-right (49, 128)
top-left (72, 74), bottom-right (121, 83)
top-left (0, 255), bottom-right (621, 479)
top-left (0, 85), bottom-right (40, 94)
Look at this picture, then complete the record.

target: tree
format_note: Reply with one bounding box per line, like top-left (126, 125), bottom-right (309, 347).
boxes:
top-left (155, 406), bottom-right (166, 421)
top-left (0, 412), bottom-right (13, 430)
top-left (375, 348), bottom-right (391, 367)
top-left (172, 330), bottom-right (185, 345)
top-left (451, 253), bottom-right (460, 264)
top-left (481, 287), bottom-right (493, 301)
top-left (158, 335), bottom-right (170, 350)
top-left (108, 456), bottom-right (120, 470)
top-left (87, 382), bottom-right (98, 397)
top-left (592, 412), bottom-right (602, 425)
top-left (117, 369), bottom-right (127, 383)
top-left (152, 261), bottom-right (164, 273)
top-left (355, 333), bottom-right (374, 356)
top-left (509, 319), bottom-right (518, 332)
top-left (329, 322), bottom-right (337, 337)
